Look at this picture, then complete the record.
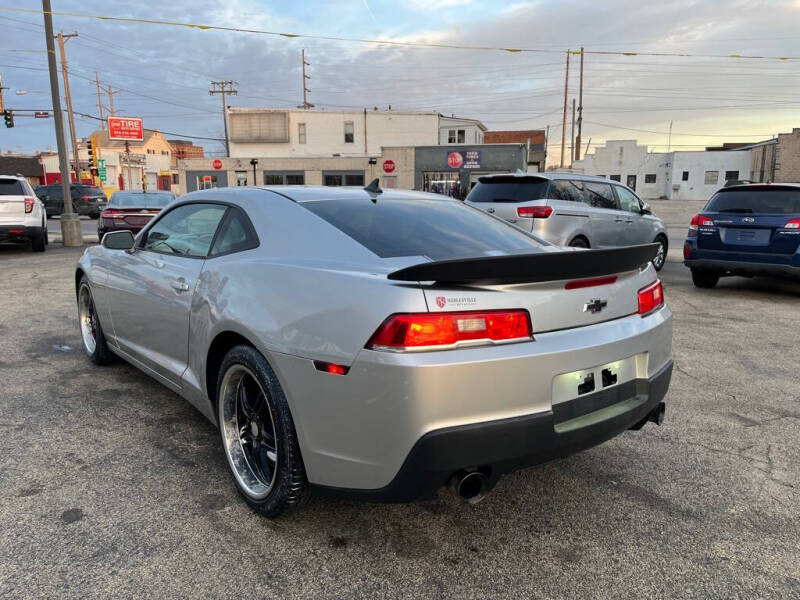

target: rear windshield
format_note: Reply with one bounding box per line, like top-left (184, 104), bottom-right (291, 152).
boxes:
top-left (302, 197), bottom-right (544, 260)
top-left (706, 188), bottom-right (800, 214)
top-left (109, 192), bottom-right (175, 208)
top-left (0, 179), bottom-right (25, 195)
top-left (74, 185), bottom-right (105, 197)
top-left (466, 178), bottom-right (549, 203)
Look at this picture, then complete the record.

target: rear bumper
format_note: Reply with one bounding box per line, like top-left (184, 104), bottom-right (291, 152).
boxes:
top-left (683, 239), bottom-right (800, 278)
top-left (315, 359), bottom-right (672, 502)
top-left (271, 306), bottom-right (673, 495)
top-left (0, 224), bottom-right (41, 241)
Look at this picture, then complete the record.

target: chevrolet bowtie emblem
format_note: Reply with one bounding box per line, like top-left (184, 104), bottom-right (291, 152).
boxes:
top-left (583, 298), bottom-right (608, 314)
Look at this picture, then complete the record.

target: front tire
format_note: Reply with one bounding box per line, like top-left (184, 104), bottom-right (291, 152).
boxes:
top-left (691, 268), bottom-right (720, 289)
top-left (77, 276), bottom-right (113, 364)
top-left (652, 235), bottom-right (668, 271)
top-left (217, 345), bottom-right (309, 517)
top-left (568, 237), bottom-right (589, 248)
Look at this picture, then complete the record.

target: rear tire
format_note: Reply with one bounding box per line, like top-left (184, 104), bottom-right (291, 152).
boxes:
top-left (77, 276), bottom-right (113, 364)
top-left (691, 268), bottom-right (719, 289)
top-left (652, 235), bottom-right (668, 271)
top-left (217, 345), bottom-right (309, 517)
top-left (568, 237), bottom-right (589, 248)
top-left (31, 226), bottom-right (46, 252)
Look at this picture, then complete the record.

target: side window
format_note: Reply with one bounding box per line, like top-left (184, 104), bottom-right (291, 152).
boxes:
top-left (210, 207), bottom-right (259, 256)
top-left (142, 203), bottom-right (227, 258)
top-left (584, 182), bottom-right (619, 210)
top-left (615, 186), bottom-right (642, 213)
top-left (549, 180), bottom-right (584, 202)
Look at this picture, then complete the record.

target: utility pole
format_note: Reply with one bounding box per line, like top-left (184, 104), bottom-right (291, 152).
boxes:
top-left (544, 124), bottom-right (549, 170)
top-left (42, 0), bottom-right (81, 246)
top-left (667, 120), bottom-right (673, 153)
top-left (560, 50), bottom-right (570, 169)
top-left (575, 46), bottom-right (584, 162)
top-left (95, 71), bottom-right (104, 128)
top-left (107, 85), bottom-right (119, 116)
top-left (56, 31), bottom-right (79, 180)
top-left (209, 80), bottom-right (237, 157)
top-left (301, 49), bottom-right (313, 109)
top-left (570, 98), bottom-right (576, 168)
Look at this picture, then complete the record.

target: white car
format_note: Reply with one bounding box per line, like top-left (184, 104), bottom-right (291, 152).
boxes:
top-left (0, 175), bottom-right (48, 252)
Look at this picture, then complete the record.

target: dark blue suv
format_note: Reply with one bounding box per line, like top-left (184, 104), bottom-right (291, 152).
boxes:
top-left (683, 184), bottom-right (800, 288)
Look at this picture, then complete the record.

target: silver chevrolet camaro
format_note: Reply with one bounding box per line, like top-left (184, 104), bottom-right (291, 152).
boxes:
top-left (75, 183), bottom-right (673, 517)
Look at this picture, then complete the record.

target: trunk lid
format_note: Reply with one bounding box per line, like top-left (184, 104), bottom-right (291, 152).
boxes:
top-left (0, 178), bottom-right (29, 224)
top-left (422, 270), bottom-right (645, 333)
top-left (698, 212), bottom-right (800, 255)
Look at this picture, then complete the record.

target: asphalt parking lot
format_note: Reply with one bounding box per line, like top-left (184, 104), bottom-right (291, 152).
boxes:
top-left (0, 243), bottom-right (798, 599)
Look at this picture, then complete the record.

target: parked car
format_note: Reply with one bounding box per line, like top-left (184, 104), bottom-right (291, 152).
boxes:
top-left (76, 185), bottom-right (672, 516)
top-left (683, 183), bottom-right (800, 287)
top-left (0, 175), bottom-right (47, 252)
top-left (98, 190), bottom-right (176, 240)
top-left (35, 183), bottom-right (107, 219)
top-left (465, 173), bottom-right (669, 270)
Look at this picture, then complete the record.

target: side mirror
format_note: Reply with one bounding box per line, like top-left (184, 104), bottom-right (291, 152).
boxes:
top-left (102, 230), bottom-right (135, 251)
top-left (640, 203), bottom-right (652, 215)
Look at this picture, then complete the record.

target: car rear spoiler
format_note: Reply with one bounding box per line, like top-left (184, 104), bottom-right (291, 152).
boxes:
top-left (387, 243), bottom-right (660, 285)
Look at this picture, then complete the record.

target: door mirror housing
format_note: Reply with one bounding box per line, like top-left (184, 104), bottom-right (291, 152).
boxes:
top-left (102, 230), bottom-right (135, 251)
top-left (640, 203), bottom-right (652, 215)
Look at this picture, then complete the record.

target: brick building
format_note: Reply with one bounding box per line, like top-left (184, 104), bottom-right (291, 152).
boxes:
top-left (744, 128), bottom-right (800, 183)
top-left (483, 129), bottom-right (546, 172)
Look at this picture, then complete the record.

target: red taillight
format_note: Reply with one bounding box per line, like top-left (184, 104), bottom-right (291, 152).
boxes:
top-left (8, 229), bottom-right (24, 234)
top-left (83, 195), bottom-right (89, 203)
top-left (784, 218), bottom-right (800, 229)
top-left (684, 244), bottom-right (691, 259)
top-left (313, 360), bottom-right (349, 375)
top-left (689, 214), bottom-right (714, 230)
top-left (638, 280), bottom-right (664, 316)
top-left (366, 310), bottom-right (531, 351)
top-left (517, 205), bottom-right (553, 219)
top-left (24, 197), bottom-right (34, 213)
top-left (565, 275), bottom-right (617, 290)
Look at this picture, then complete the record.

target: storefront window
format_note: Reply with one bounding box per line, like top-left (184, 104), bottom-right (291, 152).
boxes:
top-left (423, 172), bottom-right (462, 199)
top-left (323, 171), bottom-right (364, 186)
top-left (264, 172), bottom-right (305, 185)
top-left (235, 171), bottom-right (248, 186)
top-left (197, 175), bottom-right (218, 190)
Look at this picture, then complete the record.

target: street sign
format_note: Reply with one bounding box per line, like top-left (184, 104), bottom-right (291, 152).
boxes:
top-left (463, 151), bottom-right (481, 169)
top-left (447, 152), bottom-right (464, 169)
top-left (108, 117), bottom-right (144, 141)
top-left (34, 111), bottom-right (49, 118)
top-left (97, 158), bottom-right (106, 168)
top-left (212, 159), bottom-right (223, 170)
top-left (97, 158), bottom-right (107, 182)
top-left (382, 159), bottom-right (396, 173)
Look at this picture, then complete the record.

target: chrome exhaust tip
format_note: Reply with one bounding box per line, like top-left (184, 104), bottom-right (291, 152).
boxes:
top-left (453, 470), bottom-right (490, 504)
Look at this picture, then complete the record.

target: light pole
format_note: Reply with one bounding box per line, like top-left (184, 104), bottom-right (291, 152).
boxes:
top-left (250, 158), bottom-right (258, 186)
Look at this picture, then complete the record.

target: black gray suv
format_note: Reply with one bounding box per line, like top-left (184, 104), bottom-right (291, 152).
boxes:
top-left (35, 184), bottom-right (108, 219)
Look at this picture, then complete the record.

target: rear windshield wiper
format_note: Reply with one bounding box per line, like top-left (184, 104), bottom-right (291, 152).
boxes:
top-left (717, 208), bottom-right (753, 213)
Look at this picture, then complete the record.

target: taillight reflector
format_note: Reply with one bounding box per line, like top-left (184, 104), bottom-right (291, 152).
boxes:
top-left (82, 195), bottom-right (89, 203)
top-left (24, 197), bottom-right (35, 213)
top-left (517, 205), bottom-right (553, 218)
top-left (784, 218), bottom-right (800, 229)
top-left (366, 310), bottom-right (531, 351)
top-left (689, 214), bottom-right (714, 230)
top-left (638, 280), bottom-right (664, 316)
top-left (565, 275), bottom-right (617, 290)
top-left (684, 244), bottom-right (691, 259)
top-left (313, 360), bottom-right (349, 375)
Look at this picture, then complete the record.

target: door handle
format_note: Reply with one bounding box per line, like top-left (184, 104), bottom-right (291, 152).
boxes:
top-left (614, 218), bottom-right (624, 223)
top-left (171, 279), bottom-right (190, 292)
top-left (487, 207), bottom-right (495, 213)
top-left (625, 219), bottom-right (633, 223)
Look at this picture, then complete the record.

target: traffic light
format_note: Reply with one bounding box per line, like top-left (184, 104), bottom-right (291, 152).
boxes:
top-left (87, 136), bottom-right (96, 166)
top-left (2, 110), bottom-right (13, 128)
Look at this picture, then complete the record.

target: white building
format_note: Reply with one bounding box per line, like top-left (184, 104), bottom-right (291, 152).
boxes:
top-left (570, 140), bottom-right (752, 200)
top-left (227, 108), bottom-right (486, 158)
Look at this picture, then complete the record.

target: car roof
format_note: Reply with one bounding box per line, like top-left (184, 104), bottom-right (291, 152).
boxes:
top-left (716, 182), bottom-right (800, 192)
top-left (477, 171), bottom-right (620, 184)
top-left (0, 174), bottom-right (26, 181)
top-left (253, 185), bottom-right (451, 204)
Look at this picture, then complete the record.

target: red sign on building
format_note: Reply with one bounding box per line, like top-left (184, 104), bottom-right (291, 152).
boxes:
top-left (447, 152), bottom-right (464, 169)
top-left (108, 117), bottom-right (144, 141)
top-left (382, 159), bottom-right (396, 173)
top-left (212, 159), bottom-right (223, 170)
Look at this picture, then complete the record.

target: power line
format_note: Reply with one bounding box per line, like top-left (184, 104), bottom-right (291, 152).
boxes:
top-left (2, 5), bottom-right (799, 60)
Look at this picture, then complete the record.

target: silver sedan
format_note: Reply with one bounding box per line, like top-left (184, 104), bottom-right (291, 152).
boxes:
top-left (76, 184), bottom-right (673, 516)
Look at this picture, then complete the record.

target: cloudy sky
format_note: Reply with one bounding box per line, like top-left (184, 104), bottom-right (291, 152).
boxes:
top-left (1, 0), bottom-right (799, 163)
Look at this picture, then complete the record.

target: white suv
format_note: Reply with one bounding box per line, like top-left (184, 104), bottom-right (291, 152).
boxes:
top-left (0, 175), bottom-right (48, 252)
